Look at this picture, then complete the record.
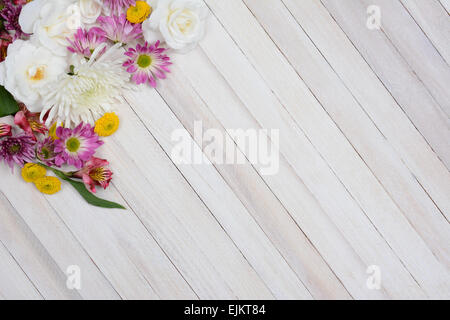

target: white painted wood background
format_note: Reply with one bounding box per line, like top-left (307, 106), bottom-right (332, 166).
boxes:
top-left (0, 0), bottom-right (449, 300)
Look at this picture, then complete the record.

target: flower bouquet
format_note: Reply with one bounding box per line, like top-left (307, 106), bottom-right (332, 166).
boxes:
top-left (0, 0), bottom-right (208, 208)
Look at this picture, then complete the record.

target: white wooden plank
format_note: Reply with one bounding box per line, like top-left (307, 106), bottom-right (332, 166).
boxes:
top-left (202, 0), bottom-right (449, 298)
top-left (39, 183), bottom-right (198, 300)
top-left (0, 241), bottom-right (42, 300)
top-left (0, 191), bottom-right (83, 299)
top-left (400, 0), bottom-right (450, 64)
top-left (240, 0), bottom-right (450, 270)
top-left (172, 33), bottom-right (430, 300)
top-left (0, 168), bottom-right (120, 300)
top-left (321, 0), bottom-right (450, 170)
top-left (282, 0), bottom-right (450, 221)
top-left (124, 87), bottom-right (313, 299)
top-left (0, 164), bottom-right (197, 299)
top-left (154, 71), bottom-right (352, 299)
top-left (101, 103), bottom-right (275, 299)
top-left (441, 0), bottom-right (450, 13)
top-left (0, 0), bottom-right (448, 300)
top-left (361, 0), bottom-right (450, 116)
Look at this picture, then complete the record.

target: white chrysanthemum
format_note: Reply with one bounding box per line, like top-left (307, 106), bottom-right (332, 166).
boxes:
top-left (41, 43), bottom-right (131, 127)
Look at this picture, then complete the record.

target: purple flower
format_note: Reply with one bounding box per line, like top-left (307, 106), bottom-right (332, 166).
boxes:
top-left (54, 123), bottom-right (104, 169)
top-left (102, 0), bottom-right (136, 13)
top-left (0, 1), bottom-right (29, 40)
top-left (124, 41), bottom-right (171, 87)
top-left (67, 28), bottom-right (107, 58)
top-left (95, 14), bottom-right (142, 44)
top-left (36, 137), bottom-right (59, 167)
top-left (0, 134), bottom-right (35, 170)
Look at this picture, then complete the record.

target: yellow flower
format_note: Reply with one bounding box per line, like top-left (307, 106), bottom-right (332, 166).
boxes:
top-left (95, 113), bottom-right (120, 137)
top-left (127, 1), bottom-right (152, 24)
top-left (34, 176), bottom-right (61, 195)
top-left (21, 163), bottom-right (47, 183)
top-left (48, 122), bottom-right (63, 140)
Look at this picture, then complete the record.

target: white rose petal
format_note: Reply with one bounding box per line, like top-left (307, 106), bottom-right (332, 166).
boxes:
top-left (2, 40), bottom-right (68, 112)
top-left (19, 0), bottom-right (80, 56)
top-left (0, 62), bottom-right (6, 86)
top-left (142, 0), bottom-right (209, 54)
top-left (79, 0), bottom-right (102, 25)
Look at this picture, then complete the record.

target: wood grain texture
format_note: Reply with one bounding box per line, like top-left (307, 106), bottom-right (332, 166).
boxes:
top-left (0, 0), bottom-right (448, 300)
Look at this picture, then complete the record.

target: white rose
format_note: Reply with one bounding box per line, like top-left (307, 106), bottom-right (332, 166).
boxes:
top-left (142, 0), bottom-right (209, 53)
top-left (79, 0), bottom-right (102, 25)
top-left (1, 40), bottom-right (68, 112)
top-left (19, 0), bottom-right (80, 56)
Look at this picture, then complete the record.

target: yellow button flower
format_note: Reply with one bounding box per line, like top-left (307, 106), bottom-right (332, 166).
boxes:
top-left (34, 176), bottom-right (62, 195)
top-left (21, 163), bottom-right (47, 183)
top-left (95, 113), bottom-right (120, 137)
top-left (127, 1), bottom-right (152, 24)
top-left (48, 122), bottom-right (63, 140)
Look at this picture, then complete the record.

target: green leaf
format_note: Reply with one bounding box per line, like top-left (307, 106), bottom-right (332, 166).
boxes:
top-left (0, 85), bottom-right (19, 117)
top-left (51, 169), bottom-right (126, 210)
top-left (65, 178), bottom-right (126, 209)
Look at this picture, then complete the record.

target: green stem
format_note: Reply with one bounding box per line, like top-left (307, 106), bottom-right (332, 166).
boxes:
top-left (37, 163), bottom-right (73, 180)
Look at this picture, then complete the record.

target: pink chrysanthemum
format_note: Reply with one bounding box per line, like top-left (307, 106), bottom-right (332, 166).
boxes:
top-left (102, 0), bottom-right (135, 13)
top-left (96, 14), bottom-right (142, 44)
top-left (0, 134), bottom-right (35, 170)
top-left (54, 123), bottom-right (103, 169)
top-left (36, 137), bottom-right (59, 167)
top-left (123, 41), bottom-right (171, 87)
top-left (67, 28), bottom-right (107, 58)
top-left (0, 1), bottom-right (29, 40)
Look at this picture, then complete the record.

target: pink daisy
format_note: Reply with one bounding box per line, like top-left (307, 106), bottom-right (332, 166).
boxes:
top-left (95, 14), bottom-right (142, 44)
top-left (123, 41), bottom-right (171, 87)
top-left (54, 123), bottom-right (104, 169)
top-left (67, 28), bottom-right (107, 58)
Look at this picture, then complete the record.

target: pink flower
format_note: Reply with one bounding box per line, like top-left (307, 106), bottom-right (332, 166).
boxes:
top-left (0, 1), bottom-right (29, 40)
top-left (0, 134), bottom-right (35, 170)
top-left (73, 157), bottom-right (113, 193)
top-left (36, 137), bottom-right (59, 167)
top-left (123, 41), bottom-right (171, 87)
top-left (102, 0), bottom-right (135, 13)
top-left (14, 104), bottom-right (47, 141)
top-left (0, 123), bottom-right (12, 137)
top-left (67, 28), bottom-right (107, 58)
top-left (95, 14), bottom-right (142, 44)
top-left (54, 123), bottom-right (104, 169)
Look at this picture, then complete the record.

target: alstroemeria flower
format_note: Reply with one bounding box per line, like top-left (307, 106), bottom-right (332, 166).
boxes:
top-left (73, 157), bottom-right (113, 193)
top-left (14, 104), bottom-right (48, 141)
top-left (0, 124), bottom-right (12, 137)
